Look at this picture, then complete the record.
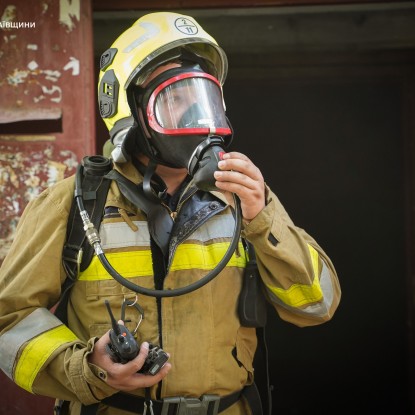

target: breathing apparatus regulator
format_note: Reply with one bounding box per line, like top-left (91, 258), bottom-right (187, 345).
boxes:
top-left (76, 12), bottom-right (242, 298)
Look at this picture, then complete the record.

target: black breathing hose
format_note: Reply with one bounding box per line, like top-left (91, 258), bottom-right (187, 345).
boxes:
top-left (75, 163), bottom-right (242, 298)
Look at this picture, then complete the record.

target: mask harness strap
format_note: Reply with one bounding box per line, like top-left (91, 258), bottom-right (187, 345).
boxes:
top-left (142, 159), bottom-right (167, 202)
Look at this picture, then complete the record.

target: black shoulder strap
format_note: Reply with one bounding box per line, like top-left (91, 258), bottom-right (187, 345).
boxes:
top-left (254, 326), bottom-right (273, 415)
top-left (238, 241), bottom-right (268, 328)
top-left (104, 169), bottom-right (174, 257)
top-left (239, 241), bottom-right (273, 415)
top-left (55, 160), bottom-right (112, 323)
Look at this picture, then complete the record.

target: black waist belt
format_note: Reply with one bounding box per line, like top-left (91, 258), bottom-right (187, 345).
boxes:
top-left (79, 383), bottom-right (263, 415)
top-left (99, 389), bottom-right (242, 415)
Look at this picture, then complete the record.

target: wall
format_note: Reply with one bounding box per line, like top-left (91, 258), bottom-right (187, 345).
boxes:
top-left (0, 1), bottom-right (95, 413)
top-left (0, 0), bottom-right (95, 263)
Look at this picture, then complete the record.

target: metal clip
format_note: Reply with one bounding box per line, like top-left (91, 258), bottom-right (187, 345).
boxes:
top-left (76, 248), bottom-right (83, 277)
top-left (121, 296), bottom-right (144, 335)
top-left (143, 400), bottom-right (154, 415)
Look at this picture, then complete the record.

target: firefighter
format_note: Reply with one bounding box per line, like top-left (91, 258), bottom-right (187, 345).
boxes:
top-left (0, 11), bottom-right (341, 415)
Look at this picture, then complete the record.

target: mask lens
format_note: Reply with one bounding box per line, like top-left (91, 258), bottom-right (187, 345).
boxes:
top-left (148, 74), bottom-right (230, 134)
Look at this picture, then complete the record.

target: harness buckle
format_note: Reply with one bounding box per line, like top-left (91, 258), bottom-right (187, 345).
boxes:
top-left (161, 394), bottom-right (220, 415)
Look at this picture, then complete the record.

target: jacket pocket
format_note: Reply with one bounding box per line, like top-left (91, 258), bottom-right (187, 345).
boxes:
top-left (85, 279), bottom-right (136, 301)
top-left (89, 323), bottom-right (112, 338)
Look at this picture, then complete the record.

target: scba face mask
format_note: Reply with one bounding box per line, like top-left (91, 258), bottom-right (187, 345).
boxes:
top-left (136, 65), bottom-right (233, 191)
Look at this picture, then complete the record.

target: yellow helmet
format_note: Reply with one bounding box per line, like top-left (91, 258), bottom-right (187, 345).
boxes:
top-left (97, 12), bottom-right (228, 162)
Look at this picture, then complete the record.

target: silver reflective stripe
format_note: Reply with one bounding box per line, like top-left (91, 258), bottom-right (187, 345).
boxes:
top-left (187, 214), bottom-right (234, 241)
top-left (123, 21), bottom-right (160, 53)
top-left (0, 308), bottom-right (62, 379)
top-left (318, 261), bottom-right (334, 312)
top-left (99, 221), bottom-right (150, 249)
top-left (99, 214), bottom-right (234, 250)
top-left (267, 260), bottom-right (335, 318)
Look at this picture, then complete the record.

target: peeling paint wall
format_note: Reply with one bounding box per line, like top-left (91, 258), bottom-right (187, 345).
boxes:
top-left (59, 0), bottom-right (80, 32)
top-left (0, 0), bottom-right (95, 266)
top-left (0, 1), bottom-right (95, 411)
top-left (0, 1), bottom-right (87, 123)
top-left (0, 143), bottom-right (78, 259)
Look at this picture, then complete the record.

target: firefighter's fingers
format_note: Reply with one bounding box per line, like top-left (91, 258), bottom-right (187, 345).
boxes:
top-left (105, 366), bottom-right (172, 391)
top-left (214, 151), bottom-right (265, 221)
top-left (123, 361), bottom-right (172, 391)
top-left (124, 341), bottom-right (150, 373)
top-left (104, 343), bottom-right (171, 391)
top-left (217, 152), bottom-right (263, 182)
top-left (105, 361), bottom-right (172, 391)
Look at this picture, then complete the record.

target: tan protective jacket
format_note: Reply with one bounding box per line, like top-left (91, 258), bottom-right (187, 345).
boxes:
top-left (0, 160), bottom-right (341, 415)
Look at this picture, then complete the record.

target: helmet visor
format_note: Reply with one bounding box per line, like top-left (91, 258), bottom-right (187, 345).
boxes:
top-left (147, 72), bottom-right (231, 136)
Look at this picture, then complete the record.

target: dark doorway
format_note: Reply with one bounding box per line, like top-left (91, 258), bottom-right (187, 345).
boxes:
top-left (225, 66), bottom-right (408, 414)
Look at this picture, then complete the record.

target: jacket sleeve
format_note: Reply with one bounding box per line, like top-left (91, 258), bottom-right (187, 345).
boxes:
top-left (241, 184), bottom-right (341, 327)
top-left (0, 178), bottom-right (117, 403)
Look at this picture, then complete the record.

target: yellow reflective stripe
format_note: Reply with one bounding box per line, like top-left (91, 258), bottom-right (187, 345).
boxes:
top-left (14, 325), bottom-right (77, 393)
top-left (266, 244), bottom-right (323, 308)
top-left (79, 250), bottom-right (154, 281)
top-left (170, 242), bottom-right (246, 271)
top-left (79, 242), bottom-right (246, 281)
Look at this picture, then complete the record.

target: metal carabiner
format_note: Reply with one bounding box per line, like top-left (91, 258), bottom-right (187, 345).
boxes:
top-left (143, 400), bottom-right (154, 415)
top-left (121, 296), bottom-right (144, 335)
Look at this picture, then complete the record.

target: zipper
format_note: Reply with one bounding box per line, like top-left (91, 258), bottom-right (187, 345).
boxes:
top-left (177, 183), bottom-right (198, 212)
top-left (160, 183), bottom-right (198, 223)
top-left (159, 200), bottom-right (177, 222)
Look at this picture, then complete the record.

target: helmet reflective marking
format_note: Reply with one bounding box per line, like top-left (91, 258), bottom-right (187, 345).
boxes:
top-left (123, 22), bottom-right (160, 54)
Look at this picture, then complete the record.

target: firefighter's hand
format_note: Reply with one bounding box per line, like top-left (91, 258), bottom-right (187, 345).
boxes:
top-left (214, 151), bottom-right (266, 222)
top-left (88, 326), bottom-right (171, 391)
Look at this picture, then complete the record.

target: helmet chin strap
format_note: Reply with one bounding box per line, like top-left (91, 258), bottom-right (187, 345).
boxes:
top-left (132, 156), bottom-right (169, 203)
